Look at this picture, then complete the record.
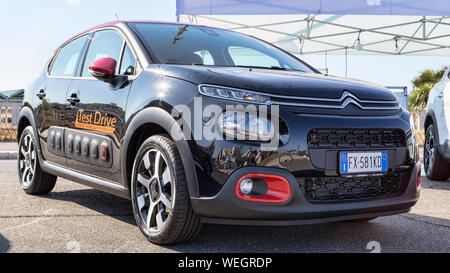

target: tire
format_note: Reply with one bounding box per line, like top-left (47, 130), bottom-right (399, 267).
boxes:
top-left (130, 134), bottom-right (202, 244)
top-left (17, 126), bottom-right (57, 194)
top-left (424, 124), bottom-right (450, 181)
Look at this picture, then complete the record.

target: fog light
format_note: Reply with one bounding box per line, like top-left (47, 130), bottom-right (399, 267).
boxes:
top-left (239, 178), bottom-right (254, 195)
top-left (236, 174), bottom-right (291, 203)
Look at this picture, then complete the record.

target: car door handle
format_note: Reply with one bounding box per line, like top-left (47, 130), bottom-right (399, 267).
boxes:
top-left (67, 93), bottom-right (80, 105)
top-left (36, 89), bottom-right (46, 99)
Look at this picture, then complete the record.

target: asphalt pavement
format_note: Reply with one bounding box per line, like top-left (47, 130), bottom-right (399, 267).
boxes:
top-left (0, 160), bottom-right (449, 253)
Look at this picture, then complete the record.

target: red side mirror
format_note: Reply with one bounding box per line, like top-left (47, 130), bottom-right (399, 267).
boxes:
top-left (89, 58), bottom-right (117, 80)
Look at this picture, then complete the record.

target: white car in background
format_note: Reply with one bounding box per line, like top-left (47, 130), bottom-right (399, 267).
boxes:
top-left (425, 66), bottom-right (450, 180)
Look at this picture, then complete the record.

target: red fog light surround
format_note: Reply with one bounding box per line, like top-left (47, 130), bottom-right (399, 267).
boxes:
top-left (236, 174), bottom-right (291, 203)
top-left (416, 168), bottom-right (421, 189)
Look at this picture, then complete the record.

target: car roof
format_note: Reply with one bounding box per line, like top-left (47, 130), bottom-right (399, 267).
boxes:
top-left (63, 20), bottom-right (210, 46)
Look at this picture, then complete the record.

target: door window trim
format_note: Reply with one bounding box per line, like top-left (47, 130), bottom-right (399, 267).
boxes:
top-left (47, 34), bottom-right (90, 78)
top-left (46, 26), bottom-right (142, 81)
top-left (118, 41), bottom-right (137, 76)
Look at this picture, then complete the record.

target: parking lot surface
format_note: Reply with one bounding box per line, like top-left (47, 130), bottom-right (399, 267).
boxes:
top-left (0, 160), bottom-right (449, 253)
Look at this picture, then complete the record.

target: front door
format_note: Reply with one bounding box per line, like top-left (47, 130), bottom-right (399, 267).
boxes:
top-left (64, 29), bottom-right (137, 183)
top-left (35, 34), bottom-right (89, 167)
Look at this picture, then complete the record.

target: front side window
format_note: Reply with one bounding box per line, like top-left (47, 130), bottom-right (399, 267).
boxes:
top-left (130, 23), bottom-right (315, 72)
top-left (50, 35), bottom-right (87, 77)
top-left (119, 44), bottom-right (136, 75)
top-left (81, 30), bottom-right (124, 77)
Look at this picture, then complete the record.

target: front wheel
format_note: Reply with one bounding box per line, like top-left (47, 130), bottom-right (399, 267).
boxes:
top-left (130, 134), bottom-right (202, 244)
top-left (424, 124), bottom-right (450, 181)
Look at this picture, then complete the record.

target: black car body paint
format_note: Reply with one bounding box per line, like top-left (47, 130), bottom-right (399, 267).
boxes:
top-left (18, 21), bottom-right (420, 226)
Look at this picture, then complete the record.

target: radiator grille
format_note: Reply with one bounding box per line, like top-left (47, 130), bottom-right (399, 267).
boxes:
top-left (307, 128), bottom-right (405, 149)
top-left (297, 172), bottom-right (406, 203)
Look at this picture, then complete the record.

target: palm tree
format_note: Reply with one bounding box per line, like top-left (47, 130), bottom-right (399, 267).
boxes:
top-left (408, 82), bottom-right (434, 111)
top-left (408, 68), bottom-right (446, 112)
top-left (408, 67), bottom-right (447, 145)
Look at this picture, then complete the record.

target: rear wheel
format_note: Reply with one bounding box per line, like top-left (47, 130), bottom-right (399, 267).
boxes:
top-left (18, 126), bottom-right (57, 194)
top-left (130, 134), bottom-right (202, 244)
top-left (424, 124), bottom-right (450, 181)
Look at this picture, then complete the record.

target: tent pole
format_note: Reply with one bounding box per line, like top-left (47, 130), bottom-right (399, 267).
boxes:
top-left (345, 47), bottom-right (348, 77)
top-left (422, 16), bottom-right (426, 39)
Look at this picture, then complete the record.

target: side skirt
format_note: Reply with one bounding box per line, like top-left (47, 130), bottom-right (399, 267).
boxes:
top-left (41, 161), bottom-right (130, 199)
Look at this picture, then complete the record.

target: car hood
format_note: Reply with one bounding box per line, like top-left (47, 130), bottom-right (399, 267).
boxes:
top-left (155, 65), bottom-right (398, 101)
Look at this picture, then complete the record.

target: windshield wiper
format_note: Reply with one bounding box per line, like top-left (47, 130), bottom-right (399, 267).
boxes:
top-left (235, 65), bottom-right (305, 72)
top-left (163, 63), bottom-right (306, 72)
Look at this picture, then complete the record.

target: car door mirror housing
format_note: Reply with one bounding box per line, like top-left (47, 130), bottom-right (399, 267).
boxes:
top-left (89, 57), bottom-right (117, 82)
top-left (89, 57), bottom-right (129, 89)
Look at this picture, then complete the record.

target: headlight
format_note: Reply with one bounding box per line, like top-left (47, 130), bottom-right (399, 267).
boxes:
top-left (218, 111), bottom-right (274, 141)
top-left (199, 85), bottom-right (271, 104)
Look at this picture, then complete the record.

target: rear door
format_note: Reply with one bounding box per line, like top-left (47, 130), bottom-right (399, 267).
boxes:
top-left (64, 29), bottom-right (137, 183)
top-left (35, 34), bottom-right (89, 166)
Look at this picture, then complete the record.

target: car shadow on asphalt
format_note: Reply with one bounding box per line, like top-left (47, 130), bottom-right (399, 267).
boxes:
top-left (40, 189), bottom-right (135, 225)
top-left (0, 233), bottom-right (10, 253)
top-left (170, 221), bottom-right (388, 253)
top-left (421, 178), bottom-right (450, 191)
top-left (36, 188), bottom-right (450, 252)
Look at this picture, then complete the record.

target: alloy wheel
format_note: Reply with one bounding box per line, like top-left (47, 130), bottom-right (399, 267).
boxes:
top-left (425, 128), bottom-right (435, 176)
top-left (19, 134), bottom-right (36, 187)
top-left (134, 148), bottom-right (174, 233)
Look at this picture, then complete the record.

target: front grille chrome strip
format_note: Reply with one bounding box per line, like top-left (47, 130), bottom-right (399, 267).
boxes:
top-left (274, 99), bottom-right (400, 110)
top-left (270, 91), bottom-right (400, 110)
top-left (268, 91), bottom-right (397, 104)
top-left (198, 85), bottom-right (400, 110)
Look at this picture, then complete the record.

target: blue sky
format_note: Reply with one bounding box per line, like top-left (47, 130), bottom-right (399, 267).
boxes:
top-left (0, 0), bottom-right (449, 92)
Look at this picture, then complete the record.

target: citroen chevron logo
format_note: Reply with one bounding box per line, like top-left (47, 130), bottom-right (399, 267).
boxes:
top-left (339, 91), bottom-right (363, 109)
top-left (343, 97), bottom-right (357, 108)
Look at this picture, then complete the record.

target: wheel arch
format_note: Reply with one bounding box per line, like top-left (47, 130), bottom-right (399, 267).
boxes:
top-left (17, 106), bottom-right (41, 151)
top-left (121, 107), bottom-right (199, 197)
top-left (425, 111), bottom-right (436, 132)
top-left (425, 110), bottom-right (450, 162)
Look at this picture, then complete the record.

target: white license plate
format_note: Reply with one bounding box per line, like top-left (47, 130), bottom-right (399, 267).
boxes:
top-left (339, 151), bottom-right (388, 174)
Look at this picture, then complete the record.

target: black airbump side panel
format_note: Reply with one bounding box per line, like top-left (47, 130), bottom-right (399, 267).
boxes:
top-left (64, 128), bottom-right (112, 168)
top-left (47, 127), bottom-right (65, 157)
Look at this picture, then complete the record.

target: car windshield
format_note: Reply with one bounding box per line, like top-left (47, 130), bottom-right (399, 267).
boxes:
top-left (130, 23), bottom-right (316, 73)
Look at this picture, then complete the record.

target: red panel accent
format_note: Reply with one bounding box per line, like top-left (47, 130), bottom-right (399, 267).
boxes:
top-left (235, 174), bottom-right (291, 203)
top-left (89, 58), bottom-right (117, 75)
top-left (416, 168), bottom-right (421, 189)
top-left (100, 145), bottom-right (108, 160)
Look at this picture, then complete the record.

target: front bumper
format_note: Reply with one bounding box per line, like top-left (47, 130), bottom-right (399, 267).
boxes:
top-left (190, 163), bottom-right (420, 225)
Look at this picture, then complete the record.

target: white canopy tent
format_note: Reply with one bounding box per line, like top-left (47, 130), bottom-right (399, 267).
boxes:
top-left (176, 0), bottom-right (450, 56)
top-left (175, 0), bottom-right (450, 111)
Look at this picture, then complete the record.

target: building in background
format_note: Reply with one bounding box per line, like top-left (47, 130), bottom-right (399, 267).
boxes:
top-left (0, 89), bottom-right (23, 141)
top-left (0, 89), bottom-right (23, 126)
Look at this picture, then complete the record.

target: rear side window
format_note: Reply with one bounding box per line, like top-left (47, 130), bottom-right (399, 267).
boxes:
top-left (81, 30), bottom-right (124, 77)
top-left (50, 35), bottom-right (87, 77)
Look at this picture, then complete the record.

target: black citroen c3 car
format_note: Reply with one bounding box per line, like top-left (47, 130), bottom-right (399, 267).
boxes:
top-left (17, 21), bottom-right (420, 244)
